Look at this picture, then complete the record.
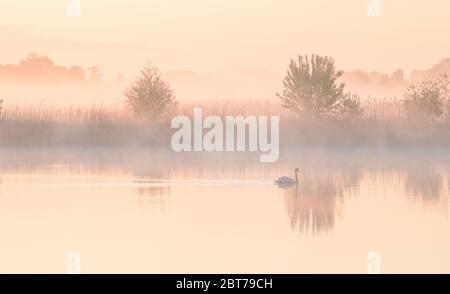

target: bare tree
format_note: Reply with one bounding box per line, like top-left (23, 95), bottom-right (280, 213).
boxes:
top-left (87, 66), bottom-right (102, 82)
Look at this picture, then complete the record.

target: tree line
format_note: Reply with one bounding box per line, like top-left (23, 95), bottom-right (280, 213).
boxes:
top-left (124, 54), bottom-right (450, 122)
top-left (1, 53), bottom-right (448, 122)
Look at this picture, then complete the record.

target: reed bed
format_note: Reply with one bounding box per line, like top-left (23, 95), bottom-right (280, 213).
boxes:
top-left (1, 103), bottom-right (132, 123)
top-left (364, 97), bottom-right (406, 121)
top-left (0, 97), bottom-right (411, 123)
top-left (1, 99), bottom-right (450, 150)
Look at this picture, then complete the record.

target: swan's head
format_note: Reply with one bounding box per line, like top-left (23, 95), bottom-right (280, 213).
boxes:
top-left (295, 168), bottom-right (300, 172)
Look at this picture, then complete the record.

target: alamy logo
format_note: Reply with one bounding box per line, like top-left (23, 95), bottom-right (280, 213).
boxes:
top-left (366, 251), bottom-right (382, 274)
top-left (66, 251), bottom-right (81, 274)
top-left (367, 0), bottom-right (382, 17)
top-left (66, 0), bottom-right (81, 17)
top-left (171, 108), bottom-right (280, 163)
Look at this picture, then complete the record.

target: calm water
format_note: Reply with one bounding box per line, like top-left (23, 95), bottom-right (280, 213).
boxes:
top-left (0, 151), bottom-right (449, 273)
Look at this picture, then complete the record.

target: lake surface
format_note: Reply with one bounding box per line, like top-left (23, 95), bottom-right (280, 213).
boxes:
top-left (0, 150), bottom-right (449, 273)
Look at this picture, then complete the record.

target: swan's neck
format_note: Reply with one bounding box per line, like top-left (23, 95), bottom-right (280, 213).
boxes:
top-left (295, 170), bottom-right (299, 183)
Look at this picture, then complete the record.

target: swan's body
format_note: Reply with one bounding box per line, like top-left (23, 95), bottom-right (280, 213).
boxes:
top-left (275, 168), bottom-right (300, 188)
top-left (275, 176), bottom-right (296, 184)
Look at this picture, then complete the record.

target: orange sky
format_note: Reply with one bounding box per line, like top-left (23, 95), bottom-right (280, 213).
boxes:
top-left (1, 0), bottom-right (450, 80)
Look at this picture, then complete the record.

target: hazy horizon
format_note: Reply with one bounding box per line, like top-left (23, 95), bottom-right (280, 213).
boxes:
top-left (2, 0), bottom-right (450, 105)
top-left (2, 0), bottom-right (450, 78)
top-left (2, 53), bottom-right (450, 105)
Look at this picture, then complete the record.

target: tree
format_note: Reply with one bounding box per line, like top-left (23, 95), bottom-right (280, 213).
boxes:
top-left (277, 54), bottom-right (359, 119)
top-left (21, 53), bottom-right (54, 68)
top-left (88, 66), bottom-right (102, 82)
top-left (124, 63), bottom-right (175, 120)
top-left (338, 93), bottom-right (363, 119)
top-left (404, 74), bottom-right (449, 121)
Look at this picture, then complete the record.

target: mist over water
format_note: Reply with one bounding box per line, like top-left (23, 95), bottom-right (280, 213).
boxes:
top-left (0, 149), bottom-right (448, 273)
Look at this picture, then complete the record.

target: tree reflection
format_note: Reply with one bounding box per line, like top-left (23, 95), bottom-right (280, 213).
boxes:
top-left (283, 168), bottom-right (361, 235)
top-left (404, 167), bottom-right (443, 205)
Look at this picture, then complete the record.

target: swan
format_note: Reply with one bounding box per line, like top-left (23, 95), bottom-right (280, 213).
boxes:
top-left (275, 168), bottom-right (300, 187)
